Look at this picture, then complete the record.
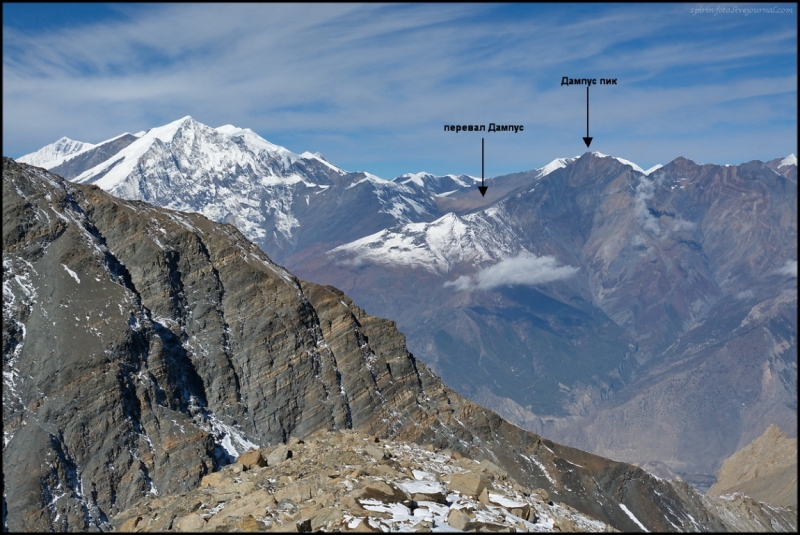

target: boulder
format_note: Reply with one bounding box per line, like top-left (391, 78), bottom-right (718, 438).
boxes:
top-left (236, 514), bottom-right (260, 532)
top-left (266, 444), bottom-right (293, 465)
top-left (352, 480), bottom-right (405, 502)
top-left (480, 459), bottom-right (508, 479)
top-left (448, 471), bottom-right (491, 497)
top-left (200, 471), bottom-right (227, 488)
top-left (365, 443), bottom-right (387, 460)
top-left (352, 518), bottom-right (384, 532)
top-left (447, 508), bottom-right (472, 530)
top-left (310, 508), bottom-right (343, 531)
top-left (295, 518), bottom-right (312, 532)
top-left (237, 449), bottom-right (267, 470)
top-left (174, 513), bottom-right (205, 532)
top-left (117, 515), bottom-right (142, 532)
top-left (532, 488), bottom-right (550, 502)
top-left (275, 483), bottom-right (312, 503)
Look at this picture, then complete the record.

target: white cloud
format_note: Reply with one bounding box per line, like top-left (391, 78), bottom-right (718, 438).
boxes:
top-left (445, 253), bottom-right (578, 291)
top-left (443, 275), bottom-right (472, 291)
top-left (777, 259), bottom-right (797, 278)
top-left (634, 176), bottom-right (661, 236)
top-left (671, 218), bottom-right (696, 232)
top-left (633, 175), bottom-right (697, 236)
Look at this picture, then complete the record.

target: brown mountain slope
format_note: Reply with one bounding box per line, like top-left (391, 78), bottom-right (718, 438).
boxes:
top-left (708, 424), bottom-right (797, 508)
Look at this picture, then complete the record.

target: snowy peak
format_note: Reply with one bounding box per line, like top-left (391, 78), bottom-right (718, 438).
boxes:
top-left (17, 136), bottom-right (95, 168)
top-left (532, 153), bottom-right (665, 181)
top-left (331, 207), bottom-right (524, 275)
top-left (586, 151), bottom-right (647, 174)
top-left (538, 157), bottom-right (579, 177)
top-left (779, 154), bottom-right (797, 168)
top-left (763, 154), bottom-right (796, 181)
top-left (69, 116), bottom-right (347, 193)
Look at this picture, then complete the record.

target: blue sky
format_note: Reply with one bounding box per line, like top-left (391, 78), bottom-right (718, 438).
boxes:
top-left (3, 3), bottom-right (797, 178)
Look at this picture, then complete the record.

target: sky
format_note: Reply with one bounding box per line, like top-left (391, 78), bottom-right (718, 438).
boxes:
top-left (3, 3), bottom-right (797, 179)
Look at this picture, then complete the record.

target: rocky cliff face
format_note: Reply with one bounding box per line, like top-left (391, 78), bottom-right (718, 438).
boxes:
top-left (0, 158), bottom-right (775, 532)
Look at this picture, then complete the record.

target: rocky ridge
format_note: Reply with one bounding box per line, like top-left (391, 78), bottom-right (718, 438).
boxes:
top-left (112, 430), bottom-right (614, 532)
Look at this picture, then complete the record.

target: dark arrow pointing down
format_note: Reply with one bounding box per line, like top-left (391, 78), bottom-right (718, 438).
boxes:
top-left (478, 137), bottom-right (488, 196)
top-left (583, 86), bottom-right (593, 148)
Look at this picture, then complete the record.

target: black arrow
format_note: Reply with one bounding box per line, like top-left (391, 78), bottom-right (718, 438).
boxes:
top-left (478, 137), bottom-right (488, 196)
top-left (583, 86), bottom-right (593, 147)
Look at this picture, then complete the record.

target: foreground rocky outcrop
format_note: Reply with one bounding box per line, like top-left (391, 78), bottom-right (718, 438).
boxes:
top-left (0, 157), bottom-right (786, 532)
top-left (112, 429), bottom-right (616, 532)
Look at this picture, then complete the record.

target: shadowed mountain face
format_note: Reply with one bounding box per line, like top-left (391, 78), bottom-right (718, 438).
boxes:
top-left (3, 158), bottom-right (743, 532)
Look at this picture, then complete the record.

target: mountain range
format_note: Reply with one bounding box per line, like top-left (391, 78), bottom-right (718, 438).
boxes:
top-left (8, 156), bottom-right (787, 532)
top-left (16, 116), bottom-right (798, 493)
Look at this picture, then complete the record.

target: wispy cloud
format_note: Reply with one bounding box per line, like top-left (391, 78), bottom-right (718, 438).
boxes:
top-left (3, 4), bottom-right (796, 177)
top-left (445, 253), bottom-right (579, 291)
top-left (777, 259), bottom-right (797, 278)
top-left (633, 174), bottom-right (696, 236)
top-left (634, 175), bottom-right (662, 236)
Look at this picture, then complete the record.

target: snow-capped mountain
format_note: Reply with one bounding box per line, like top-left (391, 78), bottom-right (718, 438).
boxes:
top-left (331, 152), bottom-right (660, 277)
top-left (17, 118), bottom-right (669, 266)
top-left (16, 136), bottom-right (96, 168)
top-left (16, 117), bottom-right (463, 261)
top-left (331, 208), bottom-right (528, 275)
top-left (768, 153), bottom-right (798, 181)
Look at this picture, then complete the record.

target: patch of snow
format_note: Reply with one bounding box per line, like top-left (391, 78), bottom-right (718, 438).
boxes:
top-left (206, 414), bottom-right (259, 458)
top-left (396, 480), bottom-right (445, 495)
top-left (779, 154), bottom-right (797, 168)
top-left (487, 492), bottom-right (526, 508)
top-left (613, 157), bottom-right (646, 174)
top-left (61, 264), bottom-right (81, 284)
top-left (331, 210), bottom-right (522, 275)
top-left (412, 469), bottom-right (434, 481)
top-left (644, 164), bottom-right (663, 175)
top-left (619, 503), bottom-right (649, 532)
top-left (521, 454), bottom-right (557, 486)
top-left (539, 157), bottom-right (578, 177)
